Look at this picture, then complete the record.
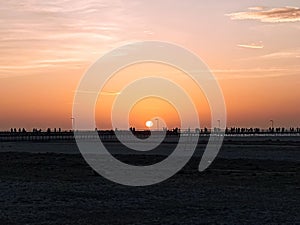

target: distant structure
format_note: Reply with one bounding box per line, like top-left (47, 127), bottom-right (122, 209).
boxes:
top-left (0, 126), bottom-right (299, 142)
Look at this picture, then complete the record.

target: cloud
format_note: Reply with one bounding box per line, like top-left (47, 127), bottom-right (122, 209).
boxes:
top-left (0, 0), bottom-right (142, 77)
top-left (214, 67), bottom-right (300, 80)
top-left (227, 6), bottom-right (300, 23)
top-left (236, 49), bottom-right (300, 65)
top-left (212, 68), bottom-right (289, 74)
top-left (260, 50), bottom-right (300, 59)
top-left (248, 6), bottom-right (265, 11)
top-left (101, 91), bottom-right (121, 96)
top-left (237, 42), bottom-right (264, 49)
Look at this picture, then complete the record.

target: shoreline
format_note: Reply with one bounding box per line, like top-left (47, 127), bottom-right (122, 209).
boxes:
top-left (1, 137), bottom-right (300, 162)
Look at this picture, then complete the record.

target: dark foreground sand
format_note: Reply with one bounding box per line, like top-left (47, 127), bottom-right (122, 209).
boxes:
top-left (0, 140), bottom-right (299, 224)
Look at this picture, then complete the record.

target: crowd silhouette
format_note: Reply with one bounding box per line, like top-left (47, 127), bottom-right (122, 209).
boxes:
top-left (0, 126), bottom-right (299, 142)
top-left (3, 126), bottom-right (300, 135)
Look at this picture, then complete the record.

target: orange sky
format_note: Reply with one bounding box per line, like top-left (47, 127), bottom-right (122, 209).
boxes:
top-left (0, 1), bottom-right (300, 130)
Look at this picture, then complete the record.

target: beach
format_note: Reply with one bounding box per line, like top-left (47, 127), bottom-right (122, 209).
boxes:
top-left (0, 137), bottom-right (299, 224)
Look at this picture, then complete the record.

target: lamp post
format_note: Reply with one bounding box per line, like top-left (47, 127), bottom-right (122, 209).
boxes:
top-left (155, 118), bottom-right (159, 131)
top-left (71, 117), bottom-right (75, 131)
top-left (270, 120), bottom-right (274, 129)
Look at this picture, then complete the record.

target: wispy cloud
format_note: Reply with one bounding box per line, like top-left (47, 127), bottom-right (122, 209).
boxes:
top-left (239, 49), bottom-right (300, 60)
top-left (248, 7), bottom-right (265, 11)
top-left (212, 68), bottom-right (289, 73)
top-left (101, 91), bottom-right (121, 96)
top-left (214, 67), bottom-right (300, 80)
top-left (260, 50), bottom-right (300, 59)
top-left (227, 6), bottom-right (300, 23)
top-left (0, 0), bottom-right (142, 77)
top-left (237, 42), bottom-right (264, 49)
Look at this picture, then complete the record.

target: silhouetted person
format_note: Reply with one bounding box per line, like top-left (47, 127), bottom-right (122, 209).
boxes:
top-left (129, 127), bottom-right (135, 133)
top-left (172, 127), bottom-right (179, 135)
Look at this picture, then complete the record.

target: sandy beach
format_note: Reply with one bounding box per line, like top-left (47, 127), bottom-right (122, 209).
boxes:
top-left (0, 137), bottom-right (299, 224)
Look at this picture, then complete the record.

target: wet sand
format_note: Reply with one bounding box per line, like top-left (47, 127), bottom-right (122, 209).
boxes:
top-left (0, 138), bottom-right (299, 224)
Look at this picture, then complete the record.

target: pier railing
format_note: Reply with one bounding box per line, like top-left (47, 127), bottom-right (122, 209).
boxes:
top-left (0, 129), bottom-right (300, 142)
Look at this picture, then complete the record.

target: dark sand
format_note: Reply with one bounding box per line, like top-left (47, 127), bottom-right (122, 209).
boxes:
top-left (0, 138), bottom-right (299, 224)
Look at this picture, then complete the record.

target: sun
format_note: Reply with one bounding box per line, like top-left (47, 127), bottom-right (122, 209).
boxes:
top-left (145, 120), bottom-right (153, 128)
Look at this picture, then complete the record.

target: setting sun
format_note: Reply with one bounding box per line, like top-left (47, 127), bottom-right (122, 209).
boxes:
top-left (145, 120), bottom-right (153, 128)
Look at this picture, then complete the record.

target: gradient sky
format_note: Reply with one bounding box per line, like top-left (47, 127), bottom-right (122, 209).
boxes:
top-left (1, 0), bottom-right (300, 130)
